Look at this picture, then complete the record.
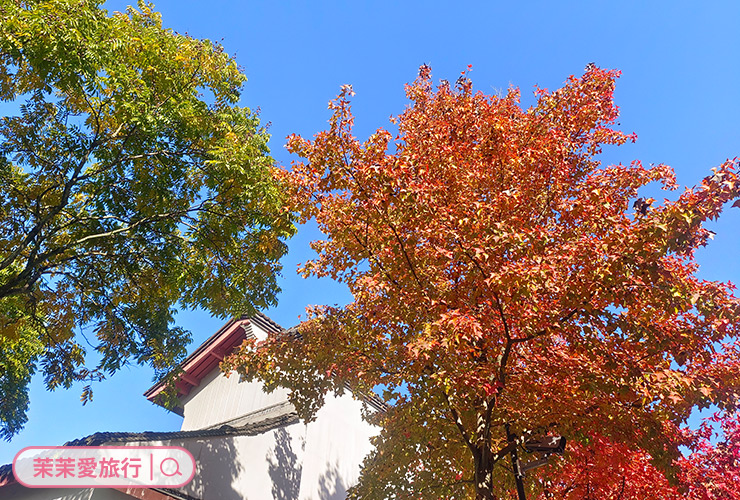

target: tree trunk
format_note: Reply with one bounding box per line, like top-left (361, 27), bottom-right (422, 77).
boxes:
top-left (474, 449), bottom-right (496, 500)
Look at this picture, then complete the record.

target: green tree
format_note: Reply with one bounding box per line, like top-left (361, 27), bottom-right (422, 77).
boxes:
top-left (0, 0), bottom-right (294, 439)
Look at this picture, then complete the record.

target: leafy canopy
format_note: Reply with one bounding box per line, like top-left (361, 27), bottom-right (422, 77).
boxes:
top-left (0, 0), bottom-right (294, 440)
top-left (225, 66), bottom-right (740, 499)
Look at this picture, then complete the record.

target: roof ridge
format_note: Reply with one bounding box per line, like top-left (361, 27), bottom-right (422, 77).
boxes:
top-left (248, 311), bottom-right (284, 333)
top-left (64, 411), bottom-right (299, 447)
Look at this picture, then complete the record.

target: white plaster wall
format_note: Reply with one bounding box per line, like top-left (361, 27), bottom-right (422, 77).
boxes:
top-left (153, 392), bottom-right (376, 499)
top-left (1, 392), bottom-right (379, 500)
top-left (298, 393), bottom-right (378, 500)
top-left (180, 369), bottom-right (291, 431)
top-left (250, 321), bottom-right (270, 341)
top-left (133, 423), bottom-right (306, 500)
top-left (173, 330), bottom-right (378, 499)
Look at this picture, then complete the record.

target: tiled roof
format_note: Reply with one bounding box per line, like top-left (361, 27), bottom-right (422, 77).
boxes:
top-left (350, 384), bottom-right (387, 412)
top-left (246, 311), bottom-right (285, 334)
top-left (151, 487), bottom-right (203, 500)
top-left (65, 411), bottom-right (299, 446)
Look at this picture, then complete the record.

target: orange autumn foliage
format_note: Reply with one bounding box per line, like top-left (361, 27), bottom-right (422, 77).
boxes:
top-left (224, 66), bottom-right (740, 499)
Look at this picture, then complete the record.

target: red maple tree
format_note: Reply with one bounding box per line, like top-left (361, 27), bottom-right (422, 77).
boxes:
top-left (225, 66), bottom-right (740, 499)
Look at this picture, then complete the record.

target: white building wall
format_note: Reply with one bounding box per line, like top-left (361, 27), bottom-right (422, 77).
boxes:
top-left (298, 393), bottom-right (378, 500)
top-left (151, 424), bottom-right (307, 500)
top-left (180, 369), bottom-right (291, 431)
top-left (4, 381), bottom-right (377, 500)
top-left (177, 318), bottom-right (289, 431)
top-left (249, 320), bottom-right (271, 342)
top-left (171, 391), bottom-right (376, 499)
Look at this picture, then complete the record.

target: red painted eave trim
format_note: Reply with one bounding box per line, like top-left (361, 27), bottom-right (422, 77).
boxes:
top-left (144, 318), bottom-right (252, 405)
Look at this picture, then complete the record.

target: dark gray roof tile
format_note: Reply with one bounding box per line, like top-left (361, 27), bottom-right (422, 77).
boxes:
top-left (64, 412), bottom-right (299, 446)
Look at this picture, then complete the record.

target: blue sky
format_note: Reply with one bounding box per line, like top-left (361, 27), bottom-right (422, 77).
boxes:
top-left (3, 1), bottom-right (739, 464)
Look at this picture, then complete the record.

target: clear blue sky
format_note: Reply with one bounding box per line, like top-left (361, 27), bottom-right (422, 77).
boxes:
top-left (3, 1), bottom-right (739, 464)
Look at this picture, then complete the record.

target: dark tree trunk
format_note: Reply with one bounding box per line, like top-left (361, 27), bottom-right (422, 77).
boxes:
top-left (474, 447), bottom-right (497, 500)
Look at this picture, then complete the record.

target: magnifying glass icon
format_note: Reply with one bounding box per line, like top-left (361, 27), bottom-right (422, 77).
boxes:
top-left (160, 457), bottom-right (182, 477)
